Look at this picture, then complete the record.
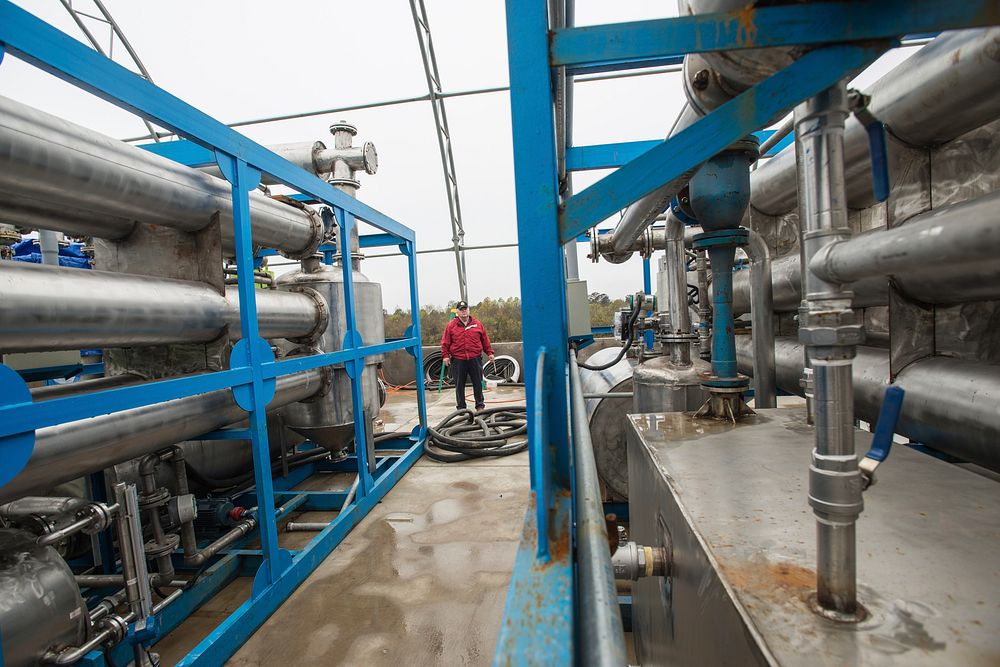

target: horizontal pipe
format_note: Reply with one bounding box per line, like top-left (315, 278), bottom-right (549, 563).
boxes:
top-left (0, 369), bottom-right (326, 503)
top-left (0, 95), bottom-right (319, 256)
top-left (751, 28), bottom-right (1000, 215)
top-left (736, 336), bottom-right (1000, 472)
top-left (0, 261), bottom-right (324, 352)
top-left (735, 194), bottom-right (1000, 313)
top-left (811, 190), bottom-right (1000, 287)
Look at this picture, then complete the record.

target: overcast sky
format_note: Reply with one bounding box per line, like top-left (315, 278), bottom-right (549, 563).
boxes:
top-left (2, 1), bottom-right (920, 310)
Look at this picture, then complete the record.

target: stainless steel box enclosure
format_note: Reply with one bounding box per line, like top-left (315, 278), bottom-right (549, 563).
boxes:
top-left (626, 408), bottom-right (1000, 666)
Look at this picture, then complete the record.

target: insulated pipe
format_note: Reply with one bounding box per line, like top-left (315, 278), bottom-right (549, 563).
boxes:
top-left (736, 336), bottom-right (1000, 473)
top-left (810, 190), bottom-right (1000, 288)
top-left (745, 229), bottom-right (776, 408)
top-left (0, 261), bottom-right (326, 352)
top-left (751, 28), bottom-right (1000, 215)
top-left (0, 95), bottom-right (321, 257)
top-left (570, 351), bottom-right (629, 667)
top-left (0, 369), bottom-right (326, 504)
top-left (200, 140), bottom-right (377, 186)
top-left (663, 213), bottom-right (691, 338)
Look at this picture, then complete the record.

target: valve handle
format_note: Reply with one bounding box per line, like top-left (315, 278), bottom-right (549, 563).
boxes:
top-left (860, 385), bottom-right (905, 490)
top-left (848, 89), bottom-right (891, 203)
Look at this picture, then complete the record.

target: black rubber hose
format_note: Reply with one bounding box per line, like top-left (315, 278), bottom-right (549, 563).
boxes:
top-left (577, 298), bottom-right (643, 371)
top-left (424, 406), bottom-right (528, 462)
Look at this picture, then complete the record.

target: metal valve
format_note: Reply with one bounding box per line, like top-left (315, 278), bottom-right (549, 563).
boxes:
top-left (859, 385), bottom-right (905, 490)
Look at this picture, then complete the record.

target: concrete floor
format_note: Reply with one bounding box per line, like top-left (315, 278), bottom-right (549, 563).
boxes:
top-left (155, 383), bottom-right (529, 666)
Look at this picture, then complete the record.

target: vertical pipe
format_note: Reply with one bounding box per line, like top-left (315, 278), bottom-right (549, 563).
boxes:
top-left (746, 230), bottom-right (776, 408)
top-left (38, 229), bottom-right (61, 266)
top-left (795, 81), bottom-right (863, 618)
top-left (708, 245), bottom-right (737, 378)
top-left (696, 251), bottom-right (711, 360)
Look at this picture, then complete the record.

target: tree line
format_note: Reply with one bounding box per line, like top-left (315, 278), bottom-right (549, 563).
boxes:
top-left (384, 294), bottom-right (627, 344)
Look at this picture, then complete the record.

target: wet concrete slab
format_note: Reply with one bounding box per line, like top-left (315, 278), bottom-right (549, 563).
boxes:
top-left (155, 384), bottom-right (529, 666)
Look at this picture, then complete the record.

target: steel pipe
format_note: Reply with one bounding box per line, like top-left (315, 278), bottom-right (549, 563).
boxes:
top-left (570, 350), bottom-right (628, 667)
top-left (0, 369), bottom-right (326, 503)
top-left (736, 336), bottom-right (1000, 474)
top-left (745, 229), bottom-right (776, 408)
top-left (0, 95), bottom-right (321, 256)
top-left (0, 261), bottom-right (326, 352)
top-left (734, 192), bottom-right (1000, 313)
top-left (751, 28), bottom-right (1000, 215)
top-left (811, 190), bottom-right (1000, 291)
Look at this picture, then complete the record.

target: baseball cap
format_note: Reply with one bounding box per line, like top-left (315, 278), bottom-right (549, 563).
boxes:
top-left (456, 301), bottom-right (469, 310)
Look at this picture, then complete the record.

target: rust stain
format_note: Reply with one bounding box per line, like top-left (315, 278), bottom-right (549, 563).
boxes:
top-left (733, 5), bottom-right (758, 49)
top-left (721, 559), bottom-right (816, 604)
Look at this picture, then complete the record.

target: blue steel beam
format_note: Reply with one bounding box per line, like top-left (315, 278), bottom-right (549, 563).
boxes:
top-left (566, 129), bottom-right (790, 172)
top-left (0, 1), bottom-right (414, 242)
top-left (551, 1), bottom-right (1000, 72)
top-left (559, 43), bottom-right (886, 243)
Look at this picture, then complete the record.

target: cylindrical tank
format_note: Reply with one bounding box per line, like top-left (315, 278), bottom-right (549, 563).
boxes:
top-left (633, 354), bottom-right (710, 414)
top-left (580, 346), bottom-right (635, 501)
top-left (276, 257), bottom-right (385, 455)
top-left (0, 529), bottom-right (88, 667)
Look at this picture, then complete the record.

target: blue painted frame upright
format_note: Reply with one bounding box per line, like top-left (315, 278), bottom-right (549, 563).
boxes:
top-left (0, 3), bottom-right (428, 665)
top-left (497, 1), bottom-right (999, 663)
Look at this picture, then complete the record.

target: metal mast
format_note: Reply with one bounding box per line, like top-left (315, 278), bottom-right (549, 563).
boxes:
top-left (57, 0), bottom-right (161, 142)
top-left (409, 0), bottom-right (468, 302)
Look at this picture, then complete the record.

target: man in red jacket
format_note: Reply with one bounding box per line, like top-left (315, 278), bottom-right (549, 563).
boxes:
top-left (441, 300), bottom-right (495, 411)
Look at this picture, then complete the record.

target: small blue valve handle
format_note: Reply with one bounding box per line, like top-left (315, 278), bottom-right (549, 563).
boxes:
top-left (865, 385), bottom-right (905, 463)
top-left (864, 120), bottom-right (890, 203)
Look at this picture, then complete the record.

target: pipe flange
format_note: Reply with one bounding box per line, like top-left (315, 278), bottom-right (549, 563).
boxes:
top-left (101, 615), bottom-right (130, 645)
top-left (658, 332), bottom-right (698, 345)
top-left (144, 533), bottom-right (180, 559)
top-left (285, 286), bottom-right (330, 345)
top-left (137, 487), bottom-right (170, 510)
top-left (80, 503), bottom-right (114, 535)
top-left (285, 346), bottom-right (335, 402)
top-left (329, 121), bottom-right (358, 137)
top-left (722, 135), bottom-right (761, 161)
top-left (692, 228), bottom-right (749, 250)
top-left (640, 227), bottom-right (655, 259)
top-left (589, 234), bottom-right (601, 263)
top-left (326, 177), bottom-right (361, 191)
top-left (280, 209), bottom-right (325, 261)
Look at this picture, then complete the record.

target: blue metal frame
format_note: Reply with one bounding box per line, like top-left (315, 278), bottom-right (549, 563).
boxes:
top-left (498, 2), bottom-right (998, 663)
top-left (0, 3), bottom-right (427, 665)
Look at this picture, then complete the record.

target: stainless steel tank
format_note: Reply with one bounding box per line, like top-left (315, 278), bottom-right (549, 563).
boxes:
top-left (580, 346), bottom-right (635, 501)
top-left (276, 256), bottom-right (384, 455)
top-left (0, 529), bottom-right (88, 667)
top-left (633, 354), bottom-right (710, 414)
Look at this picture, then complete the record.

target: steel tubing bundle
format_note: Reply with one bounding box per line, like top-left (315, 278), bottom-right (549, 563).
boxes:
top-left (0, 95), bottom-right (320, 256)
top-left (0, 369), bottom-right (326, 504)
top-left (735, 336), bottom-right (1000, 474)
top-left (751, 28), bottom-right (1000, 216)
top-left (0, 261), bottom-right (325, 352)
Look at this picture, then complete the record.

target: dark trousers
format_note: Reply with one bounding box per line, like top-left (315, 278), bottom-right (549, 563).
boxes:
top-left (452, 357), bottom-right (485, 409)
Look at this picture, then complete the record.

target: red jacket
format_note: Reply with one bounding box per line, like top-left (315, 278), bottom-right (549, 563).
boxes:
top-left (441, 316), bottom-right (494, 360)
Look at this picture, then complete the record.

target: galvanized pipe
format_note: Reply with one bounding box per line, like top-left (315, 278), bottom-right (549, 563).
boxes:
top-left (810, 190), bottom-right (1000, 288)
top-left (38, 229), bottom-right (61, 266)
top-left (795, 81), bottom-right (863, 618)
top-left (0, 261), bottom-right (326, 352)
top-left (751, 28), bottom-right (1000, 215)
top-left (0, 95), bottom-right (321, 256)
top-left (745, 229), bottom-right (776, 408)
top-left (569, 350), bottom-right (628, 666)
top-left (0, 369), bottom-right (326, 503)
top-left (736, 336), bottom-right (1000, 473)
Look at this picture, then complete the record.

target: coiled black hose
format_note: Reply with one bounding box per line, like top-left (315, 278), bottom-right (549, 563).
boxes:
top-left (424, 406), bottom-right (528, 462)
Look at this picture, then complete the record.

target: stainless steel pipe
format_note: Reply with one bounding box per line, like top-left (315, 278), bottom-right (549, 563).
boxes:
top-left (751, 28), bottom-right (1000, 215)
top-left (0, 95), bottom-right (321, 256)
top-left (0, 261), bottom-right (326, 352)
top-left (811, 190), bottom-right (1000, 290)
top-left (736, 336), bottom-right (1000, 474)
top-left (745, 229), bottom-right (776, 408)
top-left (570, 350), bottom-right (628, 667)
top-left (734, 190), bottom-right (1000, 313)
top-left (0, 369), bottom-right (326, 503)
